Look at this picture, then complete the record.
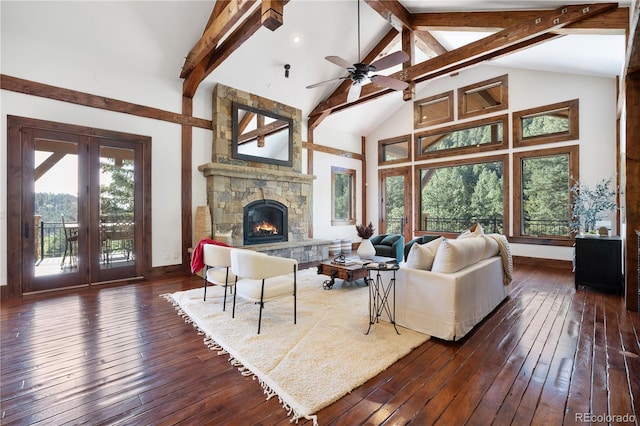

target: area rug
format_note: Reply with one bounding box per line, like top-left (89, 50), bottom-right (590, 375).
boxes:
top-left (163, 268), bottom-right (429, 425)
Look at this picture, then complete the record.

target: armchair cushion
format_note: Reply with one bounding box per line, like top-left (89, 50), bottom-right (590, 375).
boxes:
top-left (370, 233), bottom-right (404, 262)
top-left (231, 249), bottom-right (297, 301)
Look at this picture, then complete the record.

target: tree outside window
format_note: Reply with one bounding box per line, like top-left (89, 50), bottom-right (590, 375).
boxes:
top-left (513, 145), bottom-right (579, 242)
top-left (417, 157), bottom-right (505, 234)
top-left (331, 166), bottom-right (356, 225)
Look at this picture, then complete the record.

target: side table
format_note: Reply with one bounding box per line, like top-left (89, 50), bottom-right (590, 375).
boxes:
top-left (366, 263), bottom-right (400, 335)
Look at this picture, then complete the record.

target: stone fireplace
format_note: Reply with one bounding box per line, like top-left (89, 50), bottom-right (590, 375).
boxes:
top-left (243, 199), bottom-right (287, 245)
top-left (198, 84), bottom-right (329, 264)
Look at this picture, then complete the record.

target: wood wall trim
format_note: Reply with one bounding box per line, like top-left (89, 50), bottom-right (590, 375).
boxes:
top-left (301, 141), bottom-right (363, 160)
top-left (1, 74), bottom-right (212, 129)
top-left (181, 96), bottom-right (194, 274)
top-left (512, 255), bottom-right (572, 270)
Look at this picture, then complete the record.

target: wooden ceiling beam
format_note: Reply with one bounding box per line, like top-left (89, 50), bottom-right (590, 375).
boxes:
top-left (310, 3), bottom-right (617, 121)
top-left (180, 0), bottom-right (256, 79)
top-left (414, 30), bottom-right (447, 57)
top-left (625, 2), bottom-right (640, 74)
top-left (411, 7), bottom-right (627, 34)
top-left (364, 0), bottom-right (412, 31)
top-left (182, 0), bottom-right (291, 98)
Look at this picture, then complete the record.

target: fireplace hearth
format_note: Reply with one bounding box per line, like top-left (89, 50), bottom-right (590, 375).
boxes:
top-left (243, 200), bottom-right (288, 245)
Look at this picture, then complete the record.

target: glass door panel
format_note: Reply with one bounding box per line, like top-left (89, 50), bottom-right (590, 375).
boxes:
top-left (28, 132), bottom-right (89, 291)
top-left (99, 146), bottom-right (136, 271)
top-left (92, 139), bottom-right (142, 283)
top-left (379, 167), bottom-right (412, 242)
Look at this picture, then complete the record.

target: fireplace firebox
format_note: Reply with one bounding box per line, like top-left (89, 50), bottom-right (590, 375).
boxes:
top-left (243, 200), bottom-right (288, 245)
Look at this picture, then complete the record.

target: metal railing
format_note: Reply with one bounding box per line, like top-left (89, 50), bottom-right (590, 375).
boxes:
top-left (522, 219), bottom-right (569, 237)
top-left (37, 221), bottom-right (68, 261)
top-left (422, 217), bottom-right (504, 234)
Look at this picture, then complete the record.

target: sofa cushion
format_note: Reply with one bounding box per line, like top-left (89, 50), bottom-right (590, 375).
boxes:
top-left (432, 237), bottom-right (487, 273)
top-left (405, 237), bottom-right (443, 270)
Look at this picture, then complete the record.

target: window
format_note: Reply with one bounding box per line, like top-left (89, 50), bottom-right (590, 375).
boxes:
top-left (331, 166), bottom-right (356, 225)
top-left (414, 91), bottom-right (454, 129)
top-left (379, 135), bottom-right (411, 165)
top-left (513, 146), bottom-right (579, 244)
top-left (513, 99), bottom-right (579, 147)
top-left (415, 155), bottom-right (507, 235)
top-left (414, 115), bottom-right (508, 160)
top-left (458, 75), bottom-right (508, 119)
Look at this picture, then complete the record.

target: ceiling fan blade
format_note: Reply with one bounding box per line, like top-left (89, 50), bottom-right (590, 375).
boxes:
top-left (325, 55), bottom-right (353, 69)
top-left (370, 74), bottom-right (409, 91)
top-left (369, 51), bottom-right (410, 71)
top-left (306, 76), bottom-right (349, 89)
top-left (347, 82), bottom-right (362, 103)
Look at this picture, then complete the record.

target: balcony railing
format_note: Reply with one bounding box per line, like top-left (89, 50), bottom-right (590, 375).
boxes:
top-left (422, 217), bottom-right (504, 234)
top-left (37, 221), bottom-right (68, 262)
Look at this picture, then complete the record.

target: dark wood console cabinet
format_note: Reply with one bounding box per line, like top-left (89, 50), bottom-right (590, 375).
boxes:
top-left (574, 235), bottom-right (623, 294)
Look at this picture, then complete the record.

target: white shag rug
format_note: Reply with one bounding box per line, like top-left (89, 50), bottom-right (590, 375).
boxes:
top-left (163, 268), bottom-right (429, 425)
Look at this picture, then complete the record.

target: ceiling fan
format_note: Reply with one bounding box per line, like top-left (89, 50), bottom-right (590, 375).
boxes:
top-left (306, 0), bottom-right (410, 103)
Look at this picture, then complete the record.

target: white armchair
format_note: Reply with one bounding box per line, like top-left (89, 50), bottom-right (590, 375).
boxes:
top-left (230, 248), bottom-right (298, 334)
top-left (202, 244), bottom-right (237, 311)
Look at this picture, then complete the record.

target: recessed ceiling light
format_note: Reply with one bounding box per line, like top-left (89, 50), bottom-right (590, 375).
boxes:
top-left (292, 35), bottom-right (301, 44)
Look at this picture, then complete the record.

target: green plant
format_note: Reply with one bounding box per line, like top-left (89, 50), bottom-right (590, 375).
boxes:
top-left (355, 222), bottom-right (375, 239)
top-left (569, 177), bottom-right (617, 234)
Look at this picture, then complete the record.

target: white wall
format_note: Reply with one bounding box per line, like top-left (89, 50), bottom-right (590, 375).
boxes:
top-left (0, 28), bottom-right (213, 286)
top-left (311, 125), bottom-right (363, 243)
top-left (365, 64), bottom-right (618, 261)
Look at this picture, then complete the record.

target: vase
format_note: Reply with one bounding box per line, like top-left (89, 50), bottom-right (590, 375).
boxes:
top-left (194, 205), bottom-right (212, 246)
top-left (357, 238), bottom-right (376, 259)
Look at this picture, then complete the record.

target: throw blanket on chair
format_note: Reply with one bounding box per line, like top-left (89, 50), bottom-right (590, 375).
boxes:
top-left (487, 234), bottom-right (513, 285)
top-left (190, 238), bottom-right (231, 274)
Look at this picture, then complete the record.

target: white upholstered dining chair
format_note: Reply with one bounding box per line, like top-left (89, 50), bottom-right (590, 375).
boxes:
top-left (230, 248), bottom-right (298, 334)
top-left (202, 244), bottom-right (237, 311)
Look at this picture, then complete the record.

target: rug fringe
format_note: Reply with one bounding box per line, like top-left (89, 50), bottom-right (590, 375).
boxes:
top-left (161, 293), bottom-right (319, 426)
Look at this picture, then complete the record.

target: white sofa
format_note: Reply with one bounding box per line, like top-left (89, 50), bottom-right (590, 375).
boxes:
top-left (392, 233), bottom-right (511, 341)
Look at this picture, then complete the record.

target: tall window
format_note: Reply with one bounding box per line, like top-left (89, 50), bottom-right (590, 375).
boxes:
top-left (331, 166), bottom-right (356, 225)
top-left (513, 146), bottom-right (579, 243)
top-left (416, 156), bottom-right (507, 234)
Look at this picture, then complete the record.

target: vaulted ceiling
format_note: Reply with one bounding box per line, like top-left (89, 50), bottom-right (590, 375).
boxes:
top-left (1, 1), bottom-right (632, 136)
top-left (183, 0), bottom-right (630, 135)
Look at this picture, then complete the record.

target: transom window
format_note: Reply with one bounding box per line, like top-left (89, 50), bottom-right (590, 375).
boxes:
top-left (513, 99), bottom-right (579, 147)
top-left (414, 115), bottom-right (508, 160)
top-left (379, 135), bottom-right (411, 165)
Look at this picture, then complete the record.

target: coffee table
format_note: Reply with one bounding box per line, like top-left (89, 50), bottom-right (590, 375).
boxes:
top-left (317, 255), bottom-right (396, 289)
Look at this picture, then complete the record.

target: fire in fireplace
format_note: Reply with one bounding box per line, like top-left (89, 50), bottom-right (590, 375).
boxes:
top-left (243, 200), bottom-right (288, 245)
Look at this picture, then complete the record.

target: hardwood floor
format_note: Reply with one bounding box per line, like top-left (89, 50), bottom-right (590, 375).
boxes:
top-left (1, 265), bottom-right (639, 425)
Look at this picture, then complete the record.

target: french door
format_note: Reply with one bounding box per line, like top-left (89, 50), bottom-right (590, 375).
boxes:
top-left (7, 116), bottom-right (149, 294)
top-left (379, 167), bottom-right (412, 242)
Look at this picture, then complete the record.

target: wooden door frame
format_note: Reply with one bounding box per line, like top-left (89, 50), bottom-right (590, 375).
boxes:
top-left (378, 166), bottom-right (413, 241)
top-left (6, 116), bottom-right (152, 296)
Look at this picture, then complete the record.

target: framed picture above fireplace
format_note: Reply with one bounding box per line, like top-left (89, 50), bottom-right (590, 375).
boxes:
top-left (232, 102), bottom-right (293, 167)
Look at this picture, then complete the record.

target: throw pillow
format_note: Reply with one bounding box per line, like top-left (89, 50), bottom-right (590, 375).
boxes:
top-left (457, 222), bottom-right (484, 239)
top-left (405, 237), bottom-right (443, 270)
top-left (432, 237), bottom-right (486, 273)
